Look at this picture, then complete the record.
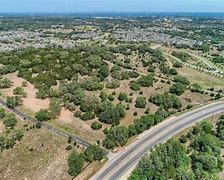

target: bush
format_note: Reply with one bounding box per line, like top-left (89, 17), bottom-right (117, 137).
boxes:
top-left (108, 94), bottom-right (114, 101)
top-left (191, 83), bottom-right (202, 93)
top-left (3, 113), bottom-right (17, 129)
top-left (98, 64), bottom-right (110, 80)
top-left (149, 92), bottom-right (182, 110)
top-left (91, 121), bottom-right (102, 130)
top-left (169, 82), bottom-right (187, 96)
top-left (35, 122), bottom-right (42, 129)
top-left (98, 101), bottom-right (125, 125)
top-left (135, 96), bottom-right (146, 108)
top-left (13, 86), bottom-right (27, 97)
top-left (106, 79), bottom-right (120, 89)
top-left (179, 135), bottom-right (188, 143)
top-left (80, 111), bottom-right (95, 121)
top-left (84, 145), bottom-right (106, 162)
top-left (65, 145), bottom-right (73, 151)
top-left (100, 91), bottom-right (108, 101)
top-left (0, 78), bottom-right (13, 88)
top-left (35, 109), bottom-right (50, 122)
top-left (74, 110), bottom-right (81, 117)
top-left (81, 78), bottom-right (104, 91)
top-left (103, 126), bottom-right (129, 149)
top-left (118, 92), bottom-right (128, 101)
top-left (0, 108), bottom-right (6, 118)
top-left (22, 81), bottom-right (28, 87)
top-left (129, 81), bottom-right (141, 91)
top-left (6, 96), bottom-right (23, 108)
top-left (68, 152), bottom-right (85, 177)
top-left (80, 96), bottom-right (100, 112)
top-left (173, 75), bottom-right (190, 85)
top-left (138, 74), bottom-right (154, 87)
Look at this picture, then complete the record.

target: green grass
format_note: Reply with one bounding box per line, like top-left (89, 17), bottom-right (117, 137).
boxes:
top-left (177, 66), bottom-right (224, 89)
top-left (47, 120), bottom-right (81, 137)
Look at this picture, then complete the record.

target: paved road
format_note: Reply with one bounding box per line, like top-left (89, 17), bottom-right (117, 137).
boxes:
top-left (187, 52), bottom-right (224, 74)
top-left (91, 101), bottom-right (224, 180)
top-left (0, 98), bottom-right (91, 147)
top-left (163, 52), bottom-right (224, 78)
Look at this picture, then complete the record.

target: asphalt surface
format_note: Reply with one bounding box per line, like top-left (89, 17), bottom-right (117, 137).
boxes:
top-left (163, 52), bottom-right (224, 78)
top-left (91, 101), bottom-right (224, 180)
top-left (0, 98), bottom-right (91, 147)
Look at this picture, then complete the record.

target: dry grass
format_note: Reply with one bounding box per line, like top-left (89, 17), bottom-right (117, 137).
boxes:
top-left (177, 66), bottom-right (224, 89)
top-left (0, 128), bottom-right (71, 180)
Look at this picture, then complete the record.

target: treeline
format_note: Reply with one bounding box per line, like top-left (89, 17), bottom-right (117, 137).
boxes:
top-left (0, 108), bottom-right (24, 151)
top-left (103, 110), bottom-right (170, 149)
top-left (172, 51), bottom-right (191, 62)
top-left (67, 145), bottom-right (106, 177)
top-left (130, 117), bottom-right (224, 180)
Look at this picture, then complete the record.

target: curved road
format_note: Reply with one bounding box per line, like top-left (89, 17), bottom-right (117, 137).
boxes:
top-left (91, 101), bottom-right (224, 180)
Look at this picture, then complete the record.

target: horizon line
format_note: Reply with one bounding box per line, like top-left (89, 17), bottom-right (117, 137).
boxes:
top-left (1, 11), bottom-right (224, 14)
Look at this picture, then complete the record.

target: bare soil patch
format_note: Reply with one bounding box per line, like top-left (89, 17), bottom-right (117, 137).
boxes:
top-left (1, 72), bottom-right (50, 112)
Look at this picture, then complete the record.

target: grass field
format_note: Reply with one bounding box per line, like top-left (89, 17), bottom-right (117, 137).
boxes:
top-left (177, 66), bottom-right (224, 90)
top-left (0, 128), bottom-right (71, 180)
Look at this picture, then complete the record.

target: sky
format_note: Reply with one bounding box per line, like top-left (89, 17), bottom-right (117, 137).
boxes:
top-left (0, 0), bottom-right (224, 13)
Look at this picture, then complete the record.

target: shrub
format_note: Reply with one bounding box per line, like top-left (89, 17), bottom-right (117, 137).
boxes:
top-left (138, 74), bottom-right (154, 87)
top-left (173, 75), bottom-right (190, 85)
top-left (91, 121), bottom-right (102, 130)
top-left (118, 92), bottom-right (128, 101)
top-left (74, 110), bottom-right (81, 117)
top-left (169, 82), bottom-right (187, 96)
top-left (0, 78), bottom-right (13, 88)
top-left (6, 96), bottom-right (23, 108)
top-left (0, 108), bottom-right (6, 118)
top-left (80, 111), bottom-right (95, 121)
top-left (98, 101), bottom-right (125, 125)
top-left (135, 96), bottom-right (146, 108)
top-left (68, 152), bottom-right (85, 177)
top-left (35, 109), bottom-right (50, 122)
top-left (13, 86), bottom-right (27, 97)
top-left (179, 135), bottom-right (188, 143)
top-left (129, 82), bottom-right (141, 91)
top-left (149, 92), bottom-right (182, 110)
top-left (80, 96), bottom-right (100, 112)
top-left (84, 145), bottom-right (106, 162)
top-left (106, 79), bottom-right (120, 89)
top-left (35, 122), bottom-right (42, 129)
top-left (108, 94), bottom-right (114, 101)
top-left (65, 145), bottom-right (73, 151)
top-left (3, 113), bottom-right (17, 129)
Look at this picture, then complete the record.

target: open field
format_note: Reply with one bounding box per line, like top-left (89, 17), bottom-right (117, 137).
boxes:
top-left (177, 66), bottom-right (224, 89)
top-left (0, 127), bottom-right (71, 180)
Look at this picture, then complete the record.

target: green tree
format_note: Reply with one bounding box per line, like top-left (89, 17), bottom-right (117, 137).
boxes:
top-left (35, 109), bottom-right (50, 122)
top-left (169, 82), bottom-right (186, 96)
top-left (6, 96), bottom-right (23, 108)
top-left (68, 152), bottom-right (85, 177)
top-left (118, 92), bottom-right (128, 101)
top-left (135, 96), bottom-right (146, 108)
top-left (103, 126), bottom-right (129, 149)
top-left (98, 64), bottom-right (110, 80)
top-left (0, 108), bottom-right (6, 118)
top-left (3, 113), bottom-right (17, 129)
top-left (84, 145), bottom-right (106, 162)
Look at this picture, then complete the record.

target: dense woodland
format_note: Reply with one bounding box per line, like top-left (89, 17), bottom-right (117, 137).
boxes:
top-left (130, 116), bottom-right (224, 180)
